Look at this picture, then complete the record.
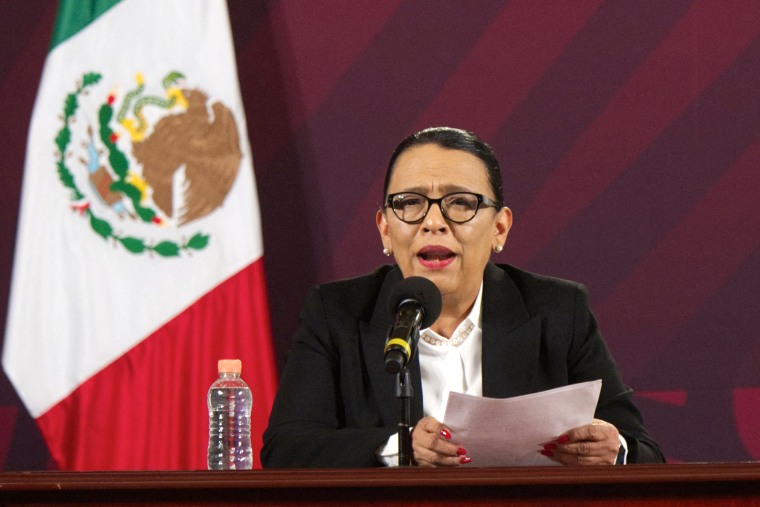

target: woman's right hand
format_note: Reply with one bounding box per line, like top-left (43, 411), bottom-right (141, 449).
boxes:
top-left (411, 416), bottom-right (471, 466)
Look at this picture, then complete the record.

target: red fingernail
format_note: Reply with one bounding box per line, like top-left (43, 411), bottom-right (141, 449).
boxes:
top-left (557, 435), bottom-right (570, 444)
top-left (540, 450), bottom-right (554, 457)
top-left (457, 447), bottom-right (467, 455)
top-left (543, 443), bottom-right (557, 451)
top-left (460, 456), bottom-right (472, 464)
top-left (440, 429), bottom-right (452, 440)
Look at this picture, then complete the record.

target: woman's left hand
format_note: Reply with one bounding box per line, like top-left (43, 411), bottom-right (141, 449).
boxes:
top-left (542, 418), bottom-right (621, 465)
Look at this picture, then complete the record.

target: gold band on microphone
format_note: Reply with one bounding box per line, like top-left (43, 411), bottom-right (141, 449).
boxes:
top-left (384, 338), bottom-right (411, 356)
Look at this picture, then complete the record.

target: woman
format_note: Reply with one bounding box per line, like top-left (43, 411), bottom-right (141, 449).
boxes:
top-left (261, 127), bottom-right (664, 467)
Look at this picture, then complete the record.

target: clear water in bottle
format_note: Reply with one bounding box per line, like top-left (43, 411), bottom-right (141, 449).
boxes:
top-left (207, 359), bottom-right (253, 470)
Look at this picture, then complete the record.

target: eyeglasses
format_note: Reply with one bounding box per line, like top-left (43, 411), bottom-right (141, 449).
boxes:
top-left (384, 191), bottom-right (500, 224)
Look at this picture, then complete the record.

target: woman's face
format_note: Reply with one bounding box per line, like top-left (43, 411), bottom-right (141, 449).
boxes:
top-left (377, 144), bottom-right (512, 306)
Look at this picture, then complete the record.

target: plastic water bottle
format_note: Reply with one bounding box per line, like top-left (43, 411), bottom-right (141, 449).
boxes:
top-left (207, 359), bottom-right (253, 470)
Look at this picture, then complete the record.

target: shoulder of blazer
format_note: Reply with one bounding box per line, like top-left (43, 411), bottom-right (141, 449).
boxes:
top-left (311, 264), bottom-right (402, 325)
top-left (490, 262), bottom-right (585, 311)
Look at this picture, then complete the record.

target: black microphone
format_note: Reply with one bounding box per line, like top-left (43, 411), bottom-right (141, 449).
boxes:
top-left (384, 276), bottom-right (442, 374)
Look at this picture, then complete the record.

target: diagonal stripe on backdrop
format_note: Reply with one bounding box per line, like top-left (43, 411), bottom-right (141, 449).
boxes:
top-left (509, 0), bottom-right (760, 267)
top-left (237, 0), bottom-right (403, 172)
top-left (411, 0), bottom-right (604, 137)
top-left (334, 0), bottom-right (603, 276)
top-left (596, 129), bottom-right (760, 381)
top-left (527, 36), bottom-right (760, 304)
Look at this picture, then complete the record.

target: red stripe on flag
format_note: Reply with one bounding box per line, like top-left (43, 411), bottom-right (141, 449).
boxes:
top-left (35, 259), bottom-right (278, 470)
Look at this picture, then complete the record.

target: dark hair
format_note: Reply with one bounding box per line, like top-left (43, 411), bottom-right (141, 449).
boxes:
top-left (383, 127), bottom-right (504, 208)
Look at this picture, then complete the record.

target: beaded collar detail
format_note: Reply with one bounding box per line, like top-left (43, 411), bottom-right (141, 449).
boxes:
top-left (420, 321), bottom-right (475, 348)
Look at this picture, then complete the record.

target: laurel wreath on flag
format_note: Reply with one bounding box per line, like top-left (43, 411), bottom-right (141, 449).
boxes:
top-left (54, 72), bottom-right (210, 257)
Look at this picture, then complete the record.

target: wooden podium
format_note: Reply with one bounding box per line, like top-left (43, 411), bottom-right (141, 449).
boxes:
top-left (2, 463), bottom-right (760, 506)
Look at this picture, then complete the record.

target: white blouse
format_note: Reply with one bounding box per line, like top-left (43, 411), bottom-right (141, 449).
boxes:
top-left (418, 284), bottom-right (484, 422)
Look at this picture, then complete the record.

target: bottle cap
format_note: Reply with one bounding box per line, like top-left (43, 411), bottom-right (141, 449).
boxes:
top-left (218, 359), bottom-right (242, 373)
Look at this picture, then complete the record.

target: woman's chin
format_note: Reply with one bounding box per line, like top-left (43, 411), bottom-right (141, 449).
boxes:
top-left (415, 272), bottom-right (455, 296)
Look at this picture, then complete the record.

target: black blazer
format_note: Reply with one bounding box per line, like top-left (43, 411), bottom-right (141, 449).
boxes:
top-left (261, 263), bottom-right (665, 467)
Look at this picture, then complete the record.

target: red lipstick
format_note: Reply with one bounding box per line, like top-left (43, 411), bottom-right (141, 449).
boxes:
top-left (417, 245), bottom-right (455, 269)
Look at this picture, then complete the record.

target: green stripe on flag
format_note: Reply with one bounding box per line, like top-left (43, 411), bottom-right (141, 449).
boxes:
top-left (50, 0), bottom-right (121, 50)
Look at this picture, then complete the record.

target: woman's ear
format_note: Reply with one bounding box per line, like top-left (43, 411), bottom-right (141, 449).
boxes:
top-left (376, 208), bottom-right (391, 251)
top-left (493, 206), bottom-right (513, 248)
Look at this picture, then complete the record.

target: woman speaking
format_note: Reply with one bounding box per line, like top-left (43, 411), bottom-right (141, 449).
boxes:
top-left (261, 127), bottom-right (664, 467)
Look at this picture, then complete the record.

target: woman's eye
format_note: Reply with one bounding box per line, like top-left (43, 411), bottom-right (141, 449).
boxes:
top-left (448, 197), bottom-right (474, 209)
top-left (398, 197), bottom-right (422, 207)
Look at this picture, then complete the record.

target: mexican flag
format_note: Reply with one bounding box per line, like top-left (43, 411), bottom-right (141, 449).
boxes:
top-left (2, 0), bottom-right (278, 470)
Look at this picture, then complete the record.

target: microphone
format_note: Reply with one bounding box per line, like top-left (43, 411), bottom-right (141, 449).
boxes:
top-left (384, 276), bottom-right (442, 374)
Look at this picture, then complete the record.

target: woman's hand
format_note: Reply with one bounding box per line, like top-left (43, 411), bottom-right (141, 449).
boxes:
top-left (542, 418), bottom-right (621, 465)
top-left (411, 416), bottom-right (471, 467)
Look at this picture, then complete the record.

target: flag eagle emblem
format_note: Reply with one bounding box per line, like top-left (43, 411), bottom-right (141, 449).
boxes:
top-left (56, 71), bottom-right (243, 257)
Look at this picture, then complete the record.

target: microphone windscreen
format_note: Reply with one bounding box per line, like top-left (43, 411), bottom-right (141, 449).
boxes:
top-left (387, 276), bottom-right (442, 329)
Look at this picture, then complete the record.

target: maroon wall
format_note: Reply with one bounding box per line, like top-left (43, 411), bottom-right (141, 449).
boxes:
top-left (2, 0), bottom-right (760, 469)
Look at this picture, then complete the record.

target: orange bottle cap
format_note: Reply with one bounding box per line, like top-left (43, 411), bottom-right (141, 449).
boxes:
top-left (217, 359), bottom-right (242, 373)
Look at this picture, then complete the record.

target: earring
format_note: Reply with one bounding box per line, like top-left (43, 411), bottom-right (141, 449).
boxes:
top-left (383, 247), bottom-right (392, 257)
top-left (494, 245), bottom-right (503, 254)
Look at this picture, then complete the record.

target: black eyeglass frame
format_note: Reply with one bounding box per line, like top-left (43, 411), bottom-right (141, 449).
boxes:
top-left (384, 191), bottom-right (501, 224)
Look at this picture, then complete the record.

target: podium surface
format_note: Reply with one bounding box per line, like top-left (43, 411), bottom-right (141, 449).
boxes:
top-left (2, 463), bottom-right (760, 506)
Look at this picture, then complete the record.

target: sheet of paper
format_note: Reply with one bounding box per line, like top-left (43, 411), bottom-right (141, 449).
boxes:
top-left (442, 379), bottom-right (602, 466)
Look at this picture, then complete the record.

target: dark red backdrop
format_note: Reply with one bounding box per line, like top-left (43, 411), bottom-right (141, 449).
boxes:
top-left (2, 0), bottom-right (760, 469)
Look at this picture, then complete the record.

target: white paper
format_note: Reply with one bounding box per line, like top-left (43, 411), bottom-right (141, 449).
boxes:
top-left (442, 380), bottom-right (602, 466)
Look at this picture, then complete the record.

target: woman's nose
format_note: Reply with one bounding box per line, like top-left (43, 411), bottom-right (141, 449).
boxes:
top-left (423, 202), bottom-right (449, 231)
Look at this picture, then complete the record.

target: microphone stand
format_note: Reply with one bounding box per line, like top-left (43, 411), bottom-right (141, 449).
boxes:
top-left (395, 324), bottom-right (422, 467)
top-left (396, 366), bottom-right (413, 467)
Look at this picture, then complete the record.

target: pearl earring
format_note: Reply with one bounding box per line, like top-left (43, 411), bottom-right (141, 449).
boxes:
top-left (383, 247), bottom-right (392, 256)
top-left (494, 245), bottom-right (503, 253)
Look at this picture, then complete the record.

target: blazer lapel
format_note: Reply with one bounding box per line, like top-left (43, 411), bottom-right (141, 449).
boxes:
top-left (481, 263), bottom-right (542, 398)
